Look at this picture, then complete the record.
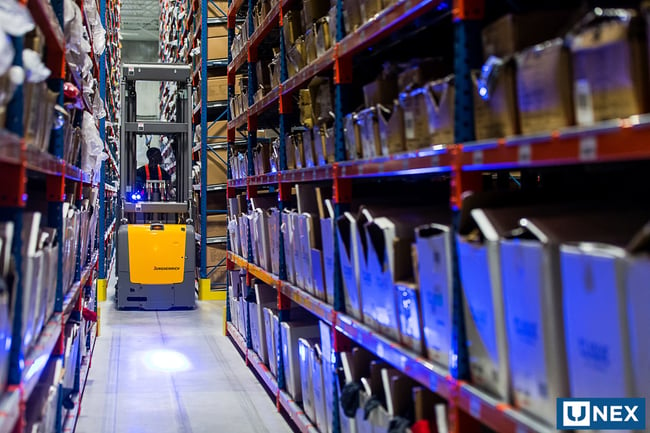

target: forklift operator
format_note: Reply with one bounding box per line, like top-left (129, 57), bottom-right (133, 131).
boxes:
top-left (136, 147), bottom-right (171, 187)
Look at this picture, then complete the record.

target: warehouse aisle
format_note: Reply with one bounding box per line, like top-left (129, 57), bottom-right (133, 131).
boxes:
top-left (76, 279), bottom-right (293, 433)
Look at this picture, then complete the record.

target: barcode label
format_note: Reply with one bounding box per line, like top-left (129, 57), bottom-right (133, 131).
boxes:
top-left (473, 150), bottom-right (484, 166)
top-left (580, 136), bottom-right (597, 161)
top-left (518, 144), bottom-right (531, 164)
top-left (405, 111), bottom-right (416, 139)
top-left (470, 396), bottom-right (481, 418)
top-left (575, 80), bottom-right (595, 125)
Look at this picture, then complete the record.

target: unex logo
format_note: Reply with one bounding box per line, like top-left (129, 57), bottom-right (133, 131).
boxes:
top-left (557, 398), bottom-right (646, 430)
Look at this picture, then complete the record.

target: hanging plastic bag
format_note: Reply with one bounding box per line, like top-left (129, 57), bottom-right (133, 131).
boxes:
top-left (0, 0), bottom-right (35, 37)
top-left (81, 111), bottom-right (103, 173)
top-left (91, 152), bottom-right (108, 184)
top-left (0, 27), bottom-right (15, 76)
top-left (23, 49), bottom-right (51, 83)
top-left (92, 91), bottom-right (106, 120)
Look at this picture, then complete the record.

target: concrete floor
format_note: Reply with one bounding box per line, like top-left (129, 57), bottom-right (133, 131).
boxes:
top-left (76, 280), bottom-right (293, 433)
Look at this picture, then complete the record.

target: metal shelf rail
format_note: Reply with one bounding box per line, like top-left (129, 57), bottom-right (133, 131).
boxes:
top-left (198, 0), bottom-right (230, 300)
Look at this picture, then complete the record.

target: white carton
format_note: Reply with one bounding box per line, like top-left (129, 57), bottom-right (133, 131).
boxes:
top-left (291, 212), bottom-right (303, 287)
top-left (336, 212), bottom-right (363, 320)
top-left (254, 209), bottom-right (271, 271)
top-left (281, 209), bottom-right (296, 284)
top-left (320, 200), bottom-right (336, 304)
top-left (311, 248), bottom-right (326, 301)
top-left (311, 344), bottom-right (327, 432)
top-left (281, 322), bottom-right (321, 401)
top-left (298, 338), bottom-right (317, 423)
top-left (263, 307), bottom-right (278, 376)
top-left (268, 208), bottom-right (281, 275)
top-left (414, 223), bottom-right (454, 369)
top-left (457, 207), bottom-right (514, 401)
top-left (254, 283), bottom-right (277, 365)
top-left (558, 211), bottom-right (650, 414)
top-left (299, 214), bottom-right (315, 293)
top-left (319, 321), bottom-right (334, 433)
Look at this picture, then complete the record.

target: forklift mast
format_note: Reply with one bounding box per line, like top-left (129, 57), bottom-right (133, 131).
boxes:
top-left (116, 63), bottom-right (196, 310)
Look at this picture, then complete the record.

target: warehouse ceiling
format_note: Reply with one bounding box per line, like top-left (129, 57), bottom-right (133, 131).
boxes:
top-left (120, 0), bottom-right (160, 41)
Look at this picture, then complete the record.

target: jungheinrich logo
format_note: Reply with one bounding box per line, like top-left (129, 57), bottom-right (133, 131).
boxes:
top-left (153, 266), bottom-right (180, 271)
top-left (557, 398), bottom-right (646, 430)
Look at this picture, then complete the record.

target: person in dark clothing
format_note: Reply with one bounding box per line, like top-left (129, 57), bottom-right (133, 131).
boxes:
top-left (136, 147), bottom-right (171, 186)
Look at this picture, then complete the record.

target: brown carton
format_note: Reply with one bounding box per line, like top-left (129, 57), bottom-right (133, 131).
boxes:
top-left (570, 11), bottom-right (649, 125)
top-left (343, 0), bottom-right (362, 34)
top-left (400, 88), bottom-right (430, 150)
top-left (482, 11), bottom-right (574, 60)
top-left (425, 75), bottom-right (455, 145)
top-left (207, 1), bottom-right (228, 17)
top-left (206, 215), bottom-right (228, 238)
top-left (208, 36), bottom-right (228, 60)
top-left (363, 76), bottom-right (398, 107)
top-left (516, 39), bottom-right (574, 134)
top-left (283, 11), bottom-right (303, 47)
top-left (378, 102), bottom-right (405, 155)
top-left (207, 120), bottom-right (228, 143)
top-left (208, 76), bottom-right (228, 101)
top-left (473, 59), bottom-right (519, 140)
top-left (207, 148), bottom-right (228, 185)
top-left (397, 58), bottom-right (448, 92)
top-left (299, 89), bottom-right (315, 127)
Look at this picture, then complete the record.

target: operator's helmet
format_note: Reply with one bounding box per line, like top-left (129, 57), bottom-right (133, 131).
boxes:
top-left (146, 147), bottom-right (163, 165)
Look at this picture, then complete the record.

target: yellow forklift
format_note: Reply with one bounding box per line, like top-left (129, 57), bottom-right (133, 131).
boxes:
top-left (116, 63), bottom-right (195, 310)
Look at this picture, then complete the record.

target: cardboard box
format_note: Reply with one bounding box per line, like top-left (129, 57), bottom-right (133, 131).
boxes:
top-left (482, 11), bottom-right (574, 60)
top-left (311, 344), bottom-right (328, 432)
top-left (309, 77), bottom-right (334, 123)
top-left (378, 102), bottom-right (405, 156)
top-left (254, 283), bottom-right (277, 366)
top-left (299, 89), bottom-right (314, 127)
top-left (208, 36), bottom-right (228, 60)
top-left (425, 75), bottom-right (455, 145)
top-left (207, 23), bottom-right (228, 38)
top-left (206, 215), bottom-right (227, 238)
top-left (336, 212), bottom-right (364, 321)
top-left (499, 209), bottom-right (625, 424)
top-left (207, 147), bottom-right (227, 186)
top-left (281, 322), bottom-right (321, 401)
top-left (396, 283), bottom-right (424, 354)
top-left (282, 210), bottom-right (297, 284)
top-left (208, 76), bottom-right (228, 101)
top-left (363, 76), bottom-right (398, 107)
top-left (302, 0), bottom-right (330, 28)
top-left (400, 88), bottom-right (430, 150)
top-left (397, 58), bottom-right (448, 92)
top-left (344, 112), bottom-right (361, 160)
top-left (570, 11), bottom-right (649, 125)
top-left (264, 307), bottom-right (278, 375)
top-left (557, 211), bottom-right (650, 410)
top-left (268, 208), bottom-right (281, 275)
top-left (343, 0), bottom-right (362, 34)
top-left (319, 322), bottom-right (334, 433)
top-left (457, 206), bottom-right (516, 401)
top-left (283, 10), bottom-right (303, 46)
top-left (414, 222), bottom-right (453, 368)
top-left (207, 1), bottom-right (228, 17)
top-left (363, 208), bottom-right (439, 341)
top-left (303, 129), bottom-right (316, 168)
top-left (298, 338), bottom-right (319, 423)
top-left (473, 60), bottom-right (519, 141)
top-left (516, 39), bottom-right (574, 134)
top-left (320, 200), bottom-right (336, 305)
top-left (357, 107), bottom-right (382, 159)
top-left (207, 120), bottom-right (227, 143)
top-left (359, 0), bottom-right (381, 23)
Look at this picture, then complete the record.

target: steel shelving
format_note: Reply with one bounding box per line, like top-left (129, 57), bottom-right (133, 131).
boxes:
top-left (224, 0), bottom-right (650, 432)
top-left (1, 0), bottom-right (107, 430)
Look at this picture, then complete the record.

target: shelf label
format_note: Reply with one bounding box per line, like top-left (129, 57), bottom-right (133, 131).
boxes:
top-left (518, 144), bottom-right (531, 164)
top-left (405, 112), bottom-right (416, 139)
top-left (430, 373), bottom-right (438, 391)
top-left (580, 136), bottom-right (597, 161)
top-left (473, 150), bottom-right (484, 166)
top-left (470, 395), bottom-right (482, 419)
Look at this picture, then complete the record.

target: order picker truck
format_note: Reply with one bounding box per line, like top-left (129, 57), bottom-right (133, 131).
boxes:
top-left (116, 63), bottom-right (195, 310)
